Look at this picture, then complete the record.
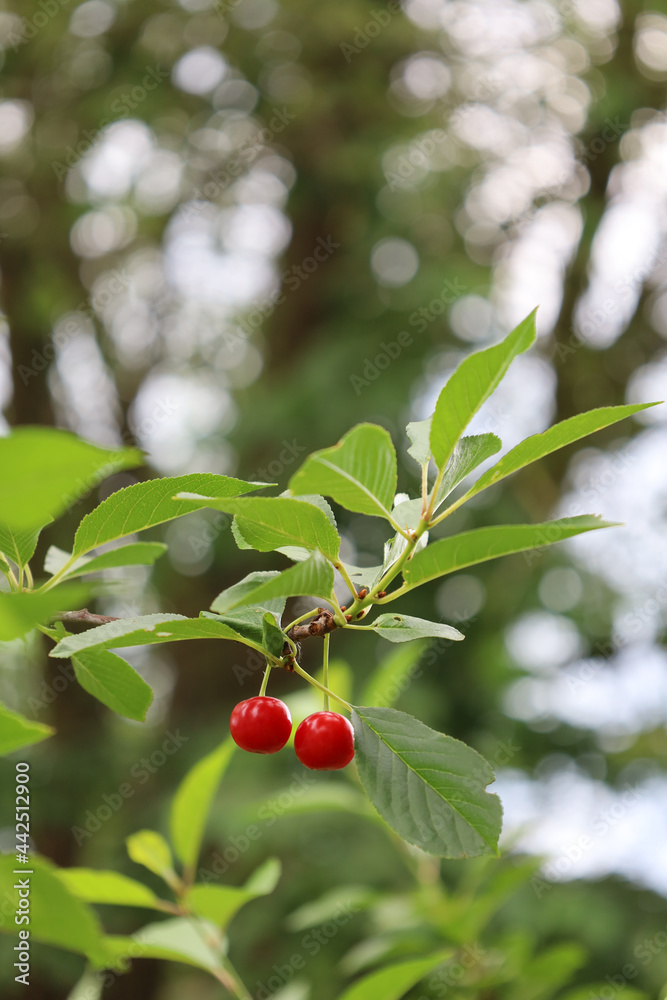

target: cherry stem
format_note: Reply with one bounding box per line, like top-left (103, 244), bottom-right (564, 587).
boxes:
top-left (291, 660), bottom-right (352, 712)
top-left (322, 633), bottom-right (330, 711)
top-left (259, 661), bottom-right (271, 697)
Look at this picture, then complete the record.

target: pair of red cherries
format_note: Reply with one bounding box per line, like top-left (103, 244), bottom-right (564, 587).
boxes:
top-left (230, 696), bottom-right (355, 770)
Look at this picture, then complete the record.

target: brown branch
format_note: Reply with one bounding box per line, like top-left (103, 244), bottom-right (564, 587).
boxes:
top-left (287, 609), bottom-right (337, 642)
top-left (54, 606), bottom-right (336, 649)
top-left (53, 609), bottom-right (120, 627)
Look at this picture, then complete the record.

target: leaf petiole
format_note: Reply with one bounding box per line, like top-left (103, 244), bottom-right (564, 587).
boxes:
top-left (334, 560), bottom-right (358, 600)
top-left (420, 461), bottom-right (429, 516)
top-left (35, 551), bottom-right (80, 592)
top-left (0, 551), bottom-right (19, 591)
top-left (283, 607), bottom-right (322, 633)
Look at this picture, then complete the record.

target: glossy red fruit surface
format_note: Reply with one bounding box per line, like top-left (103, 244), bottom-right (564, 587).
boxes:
top-left (294, 712), bottom-right (355, 770)
top-left (230, 696), bottom-right (292, 754)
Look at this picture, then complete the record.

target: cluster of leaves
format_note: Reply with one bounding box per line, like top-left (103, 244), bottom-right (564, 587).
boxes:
top-left (0, 310), bottom-right (656, 992)
top-left (1, 311), bottom-right (655, 856)
top-left (1, 680), bottom-right (652, 1000)
top-left (0, 697), bottom-right (651, 999)
top-left (2, 732), bottom-right (291, 991)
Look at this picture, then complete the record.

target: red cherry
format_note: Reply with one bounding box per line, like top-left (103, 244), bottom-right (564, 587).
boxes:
top-left (294, 712), bottom-right (355, 770)
top-left (230, 697), bottom-right (292, 754)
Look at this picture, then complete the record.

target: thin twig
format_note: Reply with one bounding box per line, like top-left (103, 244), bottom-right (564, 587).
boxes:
top-left (53, 609), bottom-right (120, 627)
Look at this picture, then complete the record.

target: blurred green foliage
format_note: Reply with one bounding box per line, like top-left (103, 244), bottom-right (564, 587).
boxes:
top-left (1, 0), bottom-right (667, 996)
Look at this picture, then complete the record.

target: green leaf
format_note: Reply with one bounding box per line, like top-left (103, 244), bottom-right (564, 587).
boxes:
top-left (432, 433), bottom-right (502, 508)
top-left (277, 545), bottom-right (313, 562)
top-left (212, 554), bottom-right (335, 613)
top-left (50, 613), bottom-right (264, 660)
top-left (286, 885), bottom-right (376, 932)
top-left (360, 642), bottom-right (428, 709)
top-left (210, 570), bottom-right (285, 616)
top-left (515, 943), bottom-right (587, 1000)
top-left (390, 498), bottom-right (423, 535)
top-left (288, 424), bottom-right (398, 521)
top-left (461, 403), bottom-right (659, 505)
top-left (248, 781), bottom-right (375, 824)
top-left (104, 917), bottom-right (224, 974)
top-left (231, 516), bottom-right (254, 550)
top-left (56, 869), bottom-right (163, 909)
top-left (0, 428), bottom-right (143, 532)
top-left (72, 473), bottom-right (270, 557)
top-left (201, 608), bottom-right (269, 646)
top-left (288, 492), bottom-right (338, 526)
top-left (233, 489), bottom-right (339, 554)
top-left (352, 705), bottom-right (502, 858)
top-left (174, 496), bottom-right (341, 561)
top-left (336, 951), bottom-right (453, 1000)
top-left (0, 583), bottom-right (89, 642)
top-left (403, 516), bottom-right (616, 590)
top-left (343, 563), bottom-right (384, 591)
top-left (170, 738), bottom-right (236, 869)
top-left (262, 612), bottom-right (286, 658)
top-left (0, 700), bottom-right (54, 755)
top-left (126, 830), bottom-right (178, 886)
top-left (406, 417), bottom-right (433, 466)
top-left (45, 542), bottom-right (167, 580)
top-left (430, 310), bottom-right (536, 471)
top-left (71, 649), bottom-right (153, 721)
top-left (187, 858), bottom-right (281, 928)
top-left (0, 522), bottom-right (48, 569)
top-left (365, 614), bottom-right (464, 644)
top-left (0, 853), bottom-right (113, 967)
